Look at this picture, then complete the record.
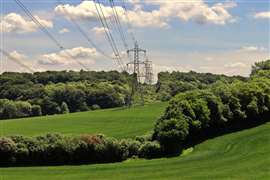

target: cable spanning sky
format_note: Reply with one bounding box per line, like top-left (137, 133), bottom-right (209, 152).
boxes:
top-left (0, 0), bottom-right (269, 77)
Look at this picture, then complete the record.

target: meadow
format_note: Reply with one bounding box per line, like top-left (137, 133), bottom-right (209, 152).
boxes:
top-left (1, 122), bottom-right (269, 179)
top-left (0, 102), bottom-right (167, 138)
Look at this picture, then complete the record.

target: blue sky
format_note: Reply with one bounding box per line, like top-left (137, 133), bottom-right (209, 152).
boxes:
top-left (0, 0), bottom-right (269, 77)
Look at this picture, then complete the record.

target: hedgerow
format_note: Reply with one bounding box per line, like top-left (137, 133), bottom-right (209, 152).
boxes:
top-left (0, 134), bottom-right (162, 167)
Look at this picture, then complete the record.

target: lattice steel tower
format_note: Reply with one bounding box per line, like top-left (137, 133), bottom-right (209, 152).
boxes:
top-left (144, 57), bottom-right (153, 84)
top-left (127, 41), bottom-right (146, 105)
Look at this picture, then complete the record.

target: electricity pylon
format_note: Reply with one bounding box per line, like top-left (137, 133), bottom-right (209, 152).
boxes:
top-left (144, 57), bottom-right (154, 84)
top-left (127, 41), bottom-right (146, 106)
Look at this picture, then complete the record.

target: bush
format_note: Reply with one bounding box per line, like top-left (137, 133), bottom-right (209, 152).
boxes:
top-left (31, 105), bottom-right (42, 116)
top-left (135, 133), bottom-right (152, 143)
top-left (120, 139), bottom-right (141, 159)
top-left (60, 102), bottom-right (70, 114)
top-left (1, 101), bottom-right (17, 119)
top-left (139, 141), bottom-right (161, 159)
top-left (0, 137), bottom-right (16, 165)
top-left (90, 104), bottom-right (100, 110)
top-left (98, 138), bottom-right (124, 162)
top-left (154, 118), bottom-right (189, 155)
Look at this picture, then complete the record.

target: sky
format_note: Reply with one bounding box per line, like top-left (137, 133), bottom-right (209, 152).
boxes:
top-left (0, 0), bottom-right (269, 78)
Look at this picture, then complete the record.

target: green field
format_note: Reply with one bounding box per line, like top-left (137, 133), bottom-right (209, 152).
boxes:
top-left (0, 122), bottom-right (269, 179)
top-left (0, 102), bottom-right (167, 138)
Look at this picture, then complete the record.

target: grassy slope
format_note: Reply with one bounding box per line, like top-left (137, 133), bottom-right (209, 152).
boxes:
top-left (1, 122), bottom-right (269, 180)
top-left (0, 102), bottom-right (167, 138)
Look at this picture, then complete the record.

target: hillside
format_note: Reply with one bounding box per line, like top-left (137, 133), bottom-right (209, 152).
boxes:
top-left (1, 122), bottom-right (269, 179)
top-left (0, 102), bottom-right (167, 138)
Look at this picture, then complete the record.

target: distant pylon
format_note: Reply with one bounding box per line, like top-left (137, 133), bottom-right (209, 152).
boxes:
top-left (144, 57), bottom-right (153, 84)
top-left (127, 41), bottom-right (146, 106)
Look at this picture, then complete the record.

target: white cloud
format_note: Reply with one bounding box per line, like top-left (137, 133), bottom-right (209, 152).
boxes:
top-left (238, 46), bottom-right (266, 52)
top-left (38, 47), bottom-right (97, 65)
top-left (54, 0), bottom-right (236, 29)
top-left (91, 26), bottom-right (110, 36)
top-left (9, 51), bottom-right (28, 61)
top-left (254, 11), bottom-right (270, 19)
top-left (58, 28), bottom-right (70, 34)
top-left (143, 0), bottom-right (237, 25)
top-left (55, 1), bottom-right (166, 28)
top-left (0, 13), bottom-right (53, 34)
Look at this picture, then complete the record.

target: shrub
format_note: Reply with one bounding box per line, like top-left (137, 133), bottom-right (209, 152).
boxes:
top-left (98, 138), bottom-right (124, 162)
top-left (0, 137), bottom-right (16, 166)
top-left (154, 118), bottom-right (189, 155)
top-left (90, 104), bottom-right (100, 110)
top-left (31, 105), bottom-right (42, 116)
top-left (139, 141), bottom-right (161, 159)
top-left (80, 134), bottom-right (104, 145)
top-left (15, 101), bottom-right (32, 118)
top-left (60, 102), bottom-right (69, 114)
top-left (1, 101), bottom-right (17, 119)
top-left (120, 139), bottom-right (141, 159)
top-left (135, 133), bottom-right (152, 143)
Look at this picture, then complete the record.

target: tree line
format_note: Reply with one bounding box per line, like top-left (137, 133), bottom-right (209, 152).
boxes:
top-left (156, 71), bottom-right (246, 101)
top-left (0, 69), bottom-right (244, 120)
top-left (153, 60), bottom-right (270, 155)
top-left (0, 71), bottom-right (132, 120)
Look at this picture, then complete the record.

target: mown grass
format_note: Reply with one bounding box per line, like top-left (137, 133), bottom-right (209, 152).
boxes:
top-left (0, 122), bottom-right (269, 179)
top-left (0, 102), bottom-right (167, 138)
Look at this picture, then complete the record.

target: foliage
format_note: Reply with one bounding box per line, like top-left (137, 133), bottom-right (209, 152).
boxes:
top-left (60, 102), bottom-right (69, 114)
top-left (0, 71), bottom-right (132, 119)
top-left (0, 99), bottom-right (40, 119)
top-left (0, 133), bottom-right (161, 166)
top-left (156, 71), bottom-right (246, 100)
top-left (154, 76), bottom-right (270, 154)
top-left (138, 141), bottom-right (161, 159)
top-left (251, 59), bottom-right (270, 77)
top-left (0, 137), bottom-right (16, 165)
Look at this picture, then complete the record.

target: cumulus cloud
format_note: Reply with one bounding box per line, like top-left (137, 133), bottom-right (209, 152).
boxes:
top-left (0, 13), bottom-right (53, 34)
top-left (55, 1), bottom-right (166, 28)
top-left (58, 28), bottom-right (70, 34)
top-left (143, 0), bottom-right (237, 25)
top-left (55, 0), bottom-right (236, 29)
top-left (38, 47), bottom-right (97, 65)
top-left (254, 11), bottom-right (270, 19)
top-left (9, 51), bottom-right (28, 61)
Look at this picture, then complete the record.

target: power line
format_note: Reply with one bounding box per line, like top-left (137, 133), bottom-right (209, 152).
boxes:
top-left (94, 0), bottom-right (125, 71)
top-left (95, 0), bottom-right (122, 58)
top-left (109, 0), bottom-right (129, 50)
top-left (14, 0), bottom-right (63, 49)
top-left (0, 49), bottom-right (35, 73)
top-left (14, 0), bottom-right (89, 71)
top-left (57, 0), bottom-right (112, 59)
top-left (120, 0), bottom-right (136, 44)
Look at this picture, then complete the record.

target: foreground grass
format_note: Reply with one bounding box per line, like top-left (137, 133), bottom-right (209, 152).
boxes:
top-left (0, 102), bottom-right (167, 138)
top-left (1, 122), bottom-right (269, 180)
